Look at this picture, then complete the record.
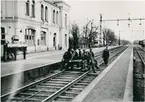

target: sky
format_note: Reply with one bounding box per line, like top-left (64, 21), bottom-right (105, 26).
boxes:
top-left (65, 0), bottom-right (145, 41)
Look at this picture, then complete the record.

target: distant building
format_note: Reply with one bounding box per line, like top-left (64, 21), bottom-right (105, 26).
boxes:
top-left (1, 0), bottom-right (70, 52)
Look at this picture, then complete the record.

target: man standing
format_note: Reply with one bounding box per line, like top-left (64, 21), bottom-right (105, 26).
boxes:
top-left (102, 46), bottom-right (110, 65)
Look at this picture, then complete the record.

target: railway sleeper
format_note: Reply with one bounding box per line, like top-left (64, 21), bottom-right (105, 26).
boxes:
top-left (75, 82), bottom-right (89, 85)
top-left (50, 79), bottom-right (71, 82)
top-left (72, 85), bottom-right (87, 88)
top-left (64, 90), bottom-right (80, 94)
top-left (30, 95), bottom-right (47, 100)
top-left (28, 88), bottom-right (57, 92)
top-left (53, 97), bottom-right (72, 102)
top-left (48, 81), bottom-right (69, 84)
top-left (55, 76), bottom-right (78, 79)
top-left (69, 87), bottom-right (84, 90)
top-left (65, 89), bottom-right (82, 93)
top-left (50, 78), bottom-right (76, 82)
top-left (18, 92), bottom-right (34, 96)
top-left (36, 85), bottom-right (61, 89)
top-left (61, 92), bottom-right (78, 97)
top-left (41, 83), bottom-right (66, 86)
top-left (58, 95), bottom-right (74, 99)
top-left (23, 97), bottom-right (42, 102)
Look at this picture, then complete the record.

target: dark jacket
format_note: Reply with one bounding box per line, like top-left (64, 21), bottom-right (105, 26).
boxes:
top-left (72, 51), bottom-right (79, 60)
top-left (63, 51), bottom-right (72, 61)
top-left (82, 52), bottom-right (88, 60)
top-left (78, 50), bottom-right (82, 59)
top-left (89, 51), bottom-right (95, 58)
top-left (102, 49), bottom-right (109, 59)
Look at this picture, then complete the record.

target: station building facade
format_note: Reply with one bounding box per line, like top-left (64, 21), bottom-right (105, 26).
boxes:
top-left (1, 0), bottom-right (70, 52)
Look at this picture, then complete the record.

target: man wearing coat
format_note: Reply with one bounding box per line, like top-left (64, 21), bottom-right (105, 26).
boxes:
top-left (102, 46), bottom-right (110, 65)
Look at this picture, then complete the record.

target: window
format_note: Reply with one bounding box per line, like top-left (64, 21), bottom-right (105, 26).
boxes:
top-left (31, 0), bottom-right (35, 17)
top-left (41, 31), bottom-right (46, 45)
top-left (56, 11), bottom-right (58, 24)
top-left (25, 29), bottom-right (35, 46)
top-left (53, 10), bottom-right (55, 23)
top-left (65, 14), bottom-right (67, 27)
top-left (45, 6), bottom-right (48, 21)
top-left (26, 0), bottom-right (29, 16)
top-left (41, 4), bottom-right (44, 20)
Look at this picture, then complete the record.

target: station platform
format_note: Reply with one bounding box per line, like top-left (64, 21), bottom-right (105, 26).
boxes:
top-left (72, 46), bottom-right (133, 102)
top-left (1, 46), bottom-right (117, 77)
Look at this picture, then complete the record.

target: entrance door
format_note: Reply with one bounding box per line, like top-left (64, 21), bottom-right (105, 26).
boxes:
top-left (53, 33), bottom-right (56, 49)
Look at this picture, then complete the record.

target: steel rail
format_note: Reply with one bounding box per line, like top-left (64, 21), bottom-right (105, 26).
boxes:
top-left (95, 46), bottom-right (123, 58)
top-left (1, 71), bottom-right (64, 100)
top-left (9, 71), bottom-right (83, 102)
top-left (41, 71), bottom-right (89, 102)
top-left (138, 46), bottom-right (145, 52)
top-left (135, 46), bottom-right (145, 65)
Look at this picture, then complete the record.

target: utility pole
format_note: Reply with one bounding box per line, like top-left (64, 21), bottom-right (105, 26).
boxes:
top-left (100, 14), bottom-right (102, 46)
top-left (119, 31), bottom-right (120, 46)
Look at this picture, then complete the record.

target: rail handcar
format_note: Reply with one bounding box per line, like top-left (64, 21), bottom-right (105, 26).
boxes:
top-left (68, 59), bottom-right (88, 71)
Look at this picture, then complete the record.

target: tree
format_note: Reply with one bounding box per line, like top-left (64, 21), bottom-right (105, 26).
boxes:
top-left (88, 26), bottom-right (99, 47)
top-left (103, 28), bottom-right (116, 46)
top-left (120, 39), bottom-right (130, 45)
top-left (82, 20), bottom-right (92, 48)
top-left (70, 23), bottom-right (80, 49)
top-left (83, 20), bottom-right (99, 48)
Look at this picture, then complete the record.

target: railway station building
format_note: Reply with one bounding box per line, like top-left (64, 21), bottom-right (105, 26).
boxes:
top-left (1, 0), bottom-right (70, 52)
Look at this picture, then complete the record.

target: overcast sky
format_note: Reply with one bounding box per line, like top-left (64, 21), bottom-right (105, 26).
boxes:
top-left (65, 0), bottom-right (145, 41)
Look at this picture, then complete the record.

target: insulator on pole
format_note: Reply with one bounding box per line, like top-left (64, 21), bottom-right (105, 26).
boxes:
top-left (117, 19), bottom-right (119, 26)
top-left (128, 23), bottom-right (130, 28)
top-left (139, 19), bottom-right (142, 25)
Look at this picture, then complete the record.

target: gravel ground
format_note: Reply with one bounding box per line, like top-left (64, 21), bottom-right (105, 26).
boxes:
top-left (83, 46), bottom-right (132, 102)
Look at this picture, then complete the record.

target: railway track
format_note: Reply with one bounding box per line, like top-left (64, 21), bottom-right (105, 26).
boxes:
top-left (134, 46), bottom-right (145, 65)
top-left (133, 46), bottom-right (145, 101)
top-left (1, 46), bottom-right (128, 102)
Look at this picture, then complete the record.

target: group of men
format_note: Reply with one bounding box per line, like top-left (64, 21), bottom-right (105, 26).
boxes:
top-left (61, 46), bottom-right (109, 73)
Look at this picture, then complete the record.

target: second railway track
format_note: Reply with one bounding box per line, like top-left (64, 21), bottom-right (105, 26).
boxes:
top-left (133, 45), bottom-right (145, 101)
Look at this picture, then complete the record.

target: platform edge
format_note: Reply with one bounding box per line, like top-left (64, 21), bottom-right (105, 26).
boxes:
top-left (123, 46), bottom-right (133, 102)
